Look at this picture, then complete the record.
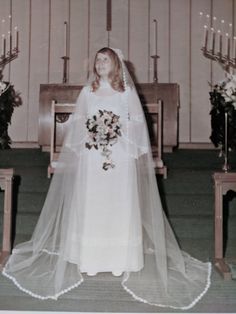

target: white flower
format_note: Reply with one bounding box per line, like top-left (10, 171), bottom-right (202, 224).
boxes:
top-left (85, 110), bottom-right (122, 170)
top-left (216, 73), bottom-right (236, 106)
top-left (0, 81), bottom-right (7, 92)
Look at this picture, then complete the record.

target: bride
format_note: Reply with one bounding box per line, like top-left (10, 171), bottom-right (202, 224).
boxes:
top-left (3, 47), bottom-right (211, 309)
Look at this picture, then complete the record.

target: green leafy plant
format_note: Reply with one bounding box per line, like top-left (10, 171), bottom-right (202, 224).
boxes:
top-left (0, 79), bottom-right (22, 149)
top-left (209, 73), bottom-right (236, 151)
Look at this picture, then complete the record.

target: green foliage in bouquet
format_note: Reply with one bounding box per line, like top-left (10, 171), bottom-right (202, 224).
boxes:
top-left (0, 80), bottom-right (22, 149)
top-left (209, 74), bottom-right (236, 151)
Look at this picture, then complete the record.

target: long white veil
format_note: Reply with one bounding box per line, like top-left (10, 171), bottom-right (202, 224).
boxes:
top-left (2, 48), bottom-right (211, 309)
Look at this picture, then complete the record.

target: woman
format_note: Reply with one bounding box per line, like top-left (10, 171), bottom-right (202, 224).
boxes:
top-left (3, 47), bottom-right (211, 309)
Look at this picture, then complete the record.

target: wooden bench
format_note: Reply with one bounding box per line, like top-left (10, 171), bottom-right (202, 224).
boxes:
top-left (0, 168), bottom-right (14, 269)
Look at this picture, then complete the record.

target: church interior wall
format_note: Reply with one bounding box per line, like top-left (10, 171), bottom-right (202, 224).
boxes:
top-left (0, 0), bottom-right (235, 146)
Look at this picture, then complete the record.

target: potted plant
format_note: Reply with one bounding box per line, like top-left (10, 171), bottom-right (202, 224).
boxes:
top-left (210, 73), bottom-right (236, 152)
top-left (0, 69), bottom-right (22, 149)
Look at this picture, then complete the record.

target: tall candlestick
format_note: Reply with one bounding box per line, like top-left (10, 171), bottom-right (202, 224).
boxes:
top-left (64, 21), bottom-right (68, 57)
top-left (153, 19), bottom-right (158, 56)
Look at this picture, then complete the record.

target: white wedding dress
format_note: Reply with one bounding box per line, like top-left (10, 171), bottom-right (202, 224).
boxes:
top-left (64, 84), bottom-right (144, 274)
top-left (3, 78), bottom-right (211, 309)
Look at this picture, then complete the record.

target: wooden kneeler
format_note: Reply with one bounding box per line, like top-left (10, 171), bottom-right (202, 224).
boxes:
top-left (0, 168), bottom-right (14, 269)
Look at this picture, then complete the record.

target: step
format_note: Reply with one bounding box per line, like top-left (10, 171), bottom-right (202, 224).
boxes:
top-left (0, 148), bottom-right (49, 167)
top-left (168, 215), bottom-right (236, 239)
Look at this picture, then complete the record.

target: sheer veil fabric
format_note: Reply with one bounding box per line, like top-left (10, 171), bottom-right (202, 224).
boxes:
top-left (2, 48), bottom-right (211, 309)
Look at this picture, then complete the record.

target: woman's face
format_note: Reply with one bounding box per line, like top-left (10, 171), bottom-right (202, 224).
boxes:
top-left (95, 52), bottom-right (113, 80)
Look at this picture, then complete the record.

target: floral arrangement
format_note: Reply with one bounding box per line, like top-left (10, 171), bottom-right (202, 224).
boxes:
top-left (209, 73), bottom-right (236, 151)
top-left (0, 75), bottom-right (22, 149)
top-left (85, 109), bottom-right (122, 170)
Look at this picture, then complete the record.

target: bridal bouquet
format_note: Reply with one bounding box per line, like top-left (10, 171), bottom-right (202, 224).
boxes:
top-left (85, 109), bottom-right (122, 170)
top-left (209, 73), bottom-right (236, 150)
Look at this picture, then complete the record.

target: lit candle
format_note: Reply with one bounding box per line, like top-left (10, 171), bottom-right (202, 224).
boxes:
top-left (225, 33), bottom-right (229, 57)
top-left (1, 34), bottom-right (4, 56)
top-left (2, 34), bottom-right (6, 57)
top-left (14, 26), bottom-right (19, 50)
top-left (221, 19), bottom-right (225, 34)
top-left (210, 27), bottom-right (215, 52)
top-left (206, 14), bottom-right (210, 28)
top-left (233, 36), bottom-right (236, 60)
top-left (228, 23), bottom-right (233, 38)
top-left (212, 29), bottom-right (216, 54)
top-left (203, 25), bottom-right (208, 49)
top-left (2, 19), bottom-right (5, 33)
top-left (217, 30), bottom-right (222, 56)
top-left (8, 31), bottom-right (12, 55)
top-left (153, 19), bottom-right (158, 56)
top-left (199, 11), bottom-right (203, 24)
top-left (2, 19), bottom-right (5, 34)
top-left (227, 34), bottom-right (230, 59)
top-left (213, 16), bottom-right (217, 29)
top-left (219, 31), bottom-right (223, 57)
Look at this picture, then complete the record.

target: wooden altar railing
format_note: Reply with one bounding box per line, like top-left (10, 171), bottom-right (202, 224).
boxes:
top-left (39, 83), bottom-right (179, 153)
top-left (0, 168), bottom-right (14, 269)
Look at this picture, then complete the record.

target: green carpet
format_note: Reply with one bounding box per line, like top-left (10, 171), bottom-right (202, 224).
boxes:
top-left (0, 148), bottom-right (236, 313)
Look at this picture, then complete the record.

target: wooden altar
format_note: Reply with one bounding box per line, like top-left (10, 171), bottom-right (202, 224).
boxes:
top-left (39, 83), bottom-right (179, 152)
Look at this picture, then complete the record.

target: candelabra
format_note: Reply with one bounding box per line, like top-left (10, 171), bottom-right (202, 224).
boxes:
top-left (0, 47), bottom-right (19, 68)
top-left (201, 20), bottom-right (234, 171)
top-left (0, 29), bottom-right (19, 69)
top-left (201, 27), bottom-right (236, 72)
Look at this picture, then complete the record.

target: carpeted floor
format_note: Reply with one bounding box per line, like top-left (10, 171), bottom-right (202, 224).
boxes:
top-left (0, 148), bottom-right (236, 313)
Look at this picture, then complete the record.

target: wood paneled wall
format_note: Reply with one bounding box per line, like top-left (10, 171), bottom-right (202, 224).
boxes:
top-left (0, 0), bottom-right (235, 144)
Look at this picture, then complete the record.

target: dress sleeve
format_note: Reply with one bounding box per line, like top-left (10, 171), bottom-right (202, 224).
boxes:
top-left (121, 87), bottom-right (150, 159)
top-left (64, 86), bottom-right (89, 153)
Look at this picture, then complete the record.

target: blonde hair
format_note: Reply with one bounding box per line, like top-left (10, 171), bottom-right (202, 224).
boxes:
top-left (91, 47), bottom-right (125, 92)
